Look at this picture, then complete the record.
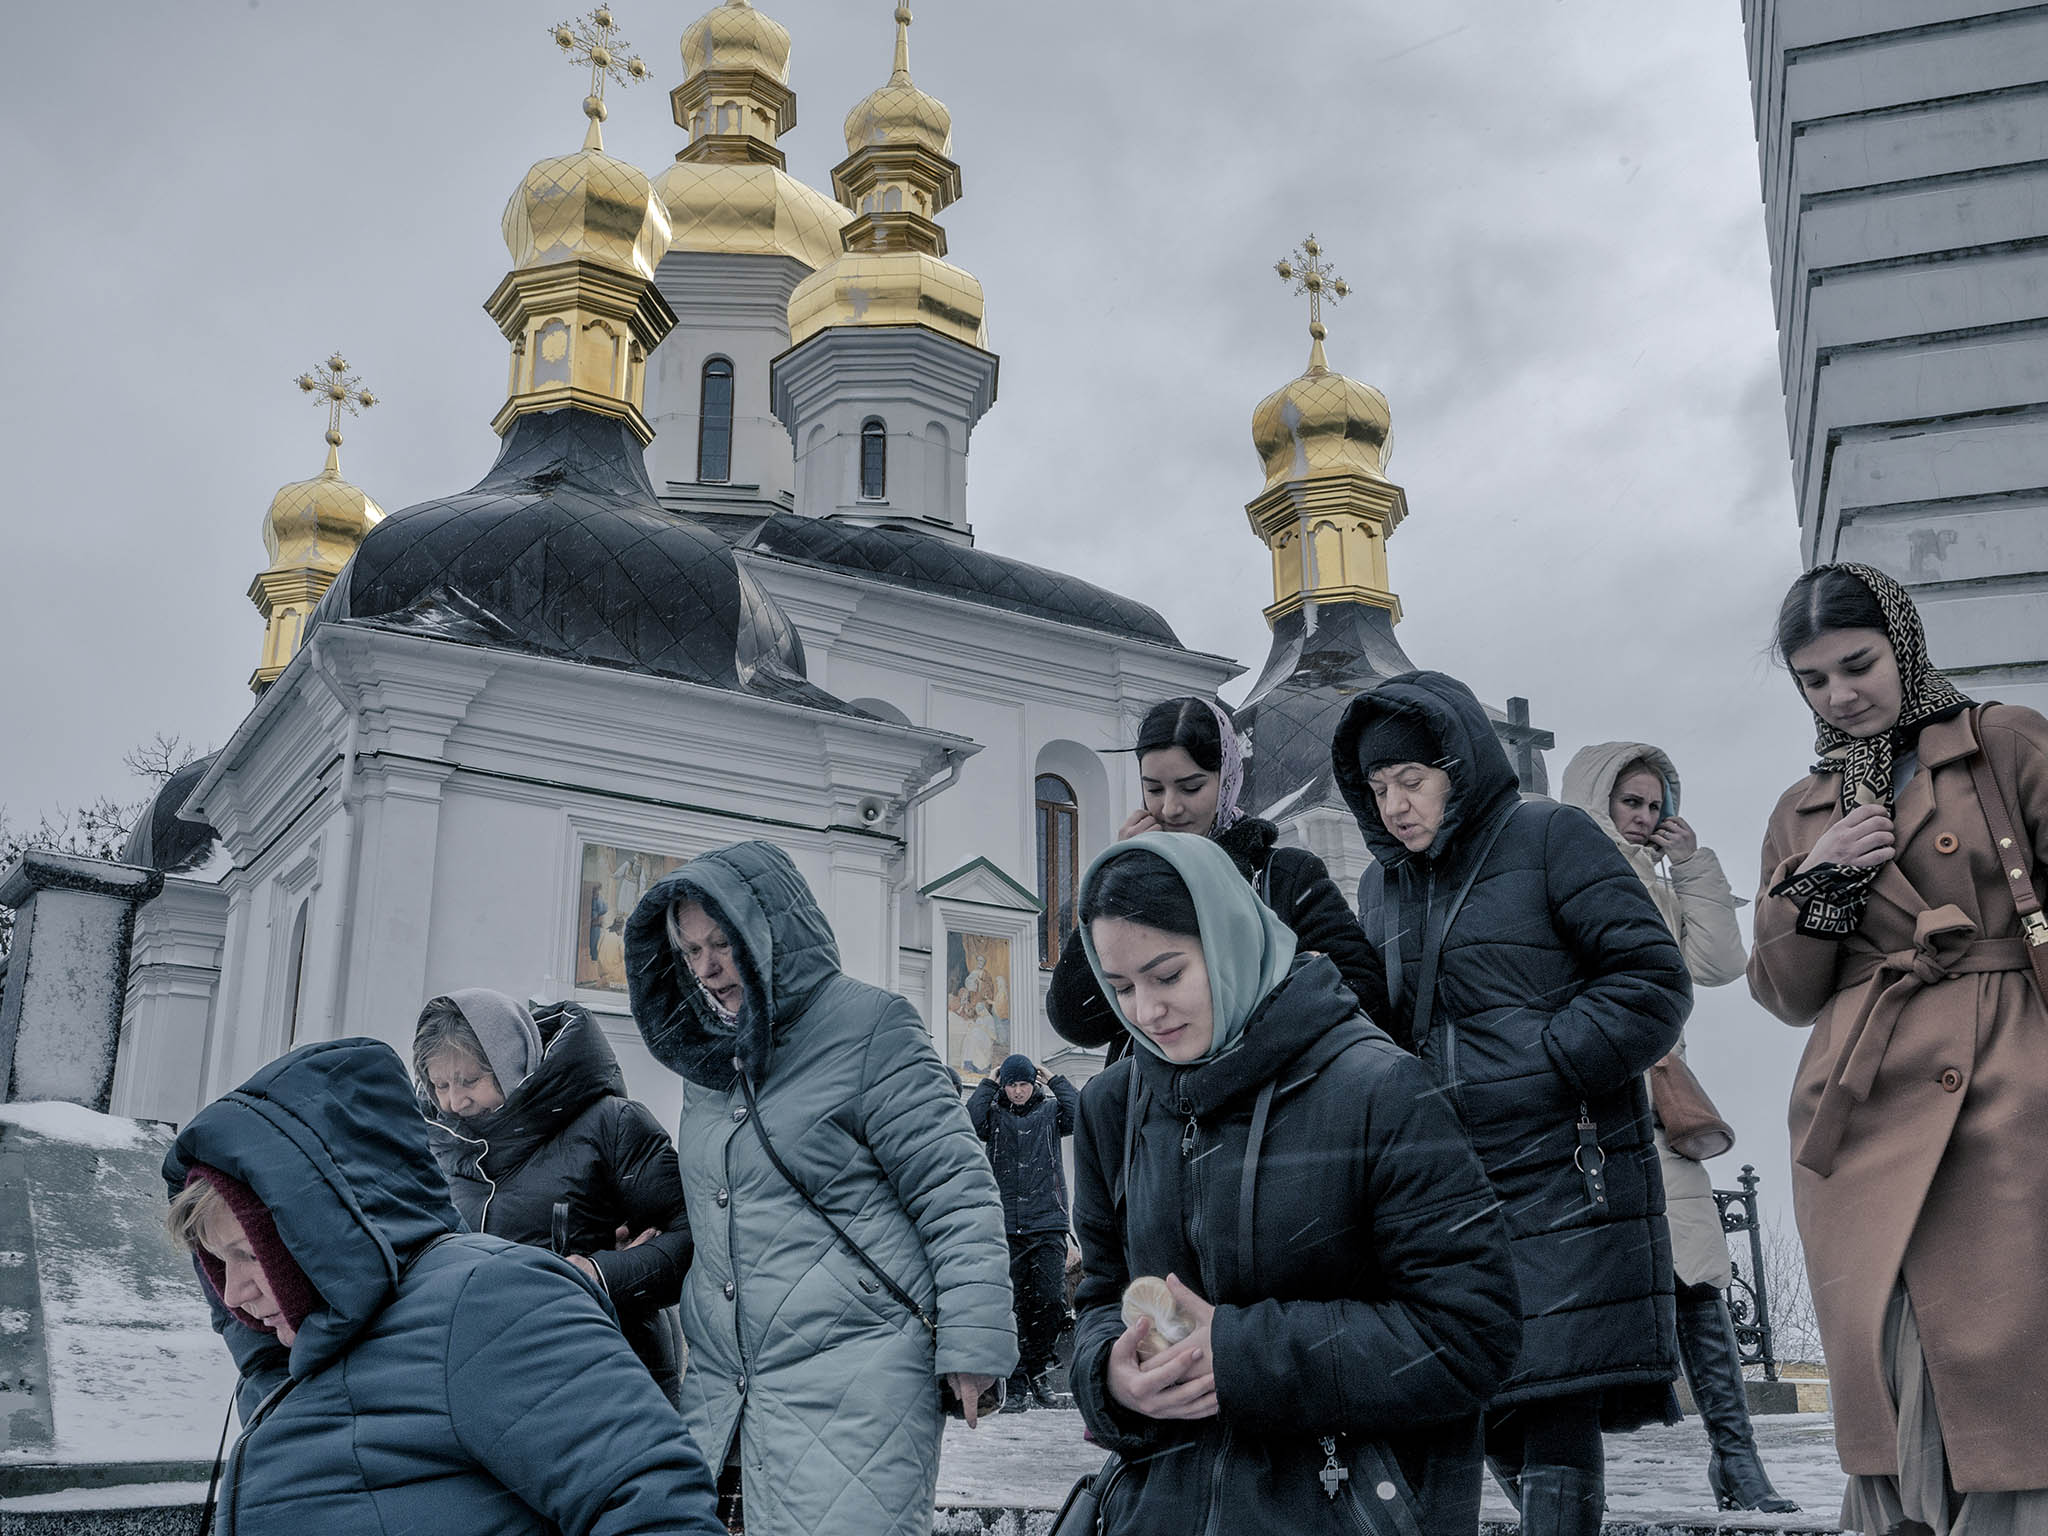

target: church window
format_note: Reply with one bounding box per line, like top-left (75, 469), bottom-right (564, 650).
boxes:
top-left (1035, 774), bottom-right (1079, 967)
top-left (698, 357), bottom-right (734, 483)
top-left (283, 900), bottom-right (311, 1046)
top-left (860, 419), bottom-right (887, 500)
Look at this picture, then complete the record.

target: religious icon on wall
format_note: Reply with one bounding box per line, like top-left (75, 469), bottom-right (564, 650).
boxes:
top-left (575, 842), bottom-right (686, 993)
top-left (946, 931), bottom-right (1011, 1081)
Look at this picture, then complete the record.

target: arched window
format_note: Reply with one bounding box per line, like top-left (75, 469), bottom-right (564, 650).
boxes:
top-left (1035, 774), bottom-right (1079, 967)
top-left (283, 900), bottom-right (311, 1046)
top-left (698, 357), bottom-right (734, 483)
top-left (859, 419), bottom-right (887, 500)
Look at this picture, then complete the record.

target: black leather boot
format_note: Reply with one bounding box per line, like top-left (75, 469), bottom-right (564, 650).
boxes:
top-left (1517, 1465), bottom-right (1605, 1536)
top-left (1676, 1283), bottom-right (1798, 1512)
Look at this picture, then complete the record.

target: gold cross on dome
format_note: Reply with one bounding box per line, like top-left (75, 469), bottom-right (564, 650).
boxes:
top-left (1274, 234), bottom-right (1351, 343)
top-left (551, 6), bottom-right (650, 128)
top-left (294, 353), bottom-right (376, 448)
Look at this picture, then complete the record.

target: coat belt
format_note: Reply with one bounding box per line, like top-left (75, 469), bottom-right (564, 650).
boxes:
top-left (1795, 905), bottom-right (2028, 1179)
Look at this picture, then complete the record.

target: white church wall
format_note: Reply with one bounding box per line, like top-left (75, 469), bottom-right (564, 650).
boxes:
top-left (116, 877), bottom-right (228, 1126)
top-left (645, 252), bottom-right (812, 502)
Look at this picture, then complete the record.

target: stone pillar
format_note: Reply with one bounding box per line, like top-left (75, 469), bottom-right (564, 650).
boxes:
top-left (0, 852), bottom-right (164, 1110)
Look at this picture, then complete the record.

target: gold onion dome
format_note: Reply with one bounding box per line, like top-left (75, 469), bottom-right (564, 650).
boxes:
top-left (681, 0), bottom-right (790, 80)
top-left (842, 6), bottom-right (953, 156)
top-left (1250, 339), bottom-right (1394, 491)
top-left (786, 5), bottom-right (986, 350)
top-left (250, 358), bottom-right (385, 692)
top-left (656, 0), bottom-right (851, 269)
top-left (502, 124), bottom-right (670, 281)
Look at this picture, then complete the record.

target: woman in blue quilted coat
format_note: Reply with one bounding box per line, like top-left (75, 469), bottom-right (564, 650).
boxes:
top-left (624, 840), bottom-right (1017, 1536)
top-left (162, 1036), bottom-right (721, 1536)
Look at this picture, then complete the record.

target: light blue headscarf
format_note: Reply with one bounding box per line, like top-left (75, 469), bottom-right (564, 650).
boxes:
top-left (1077, 831), bottom-right (1297, 1063)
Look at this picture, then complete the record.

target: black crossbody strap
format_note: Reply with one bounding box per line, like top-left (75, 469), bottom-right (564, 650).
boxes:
top-left (1411, 805), bottom-right (1518, 1043)
top-left (736, 1065), bottom-right (936, 1339)
top-left (1375, 866), bottom-right (1405, 1021)
top-left (1236, 1078), bottom-right (1276, 1298)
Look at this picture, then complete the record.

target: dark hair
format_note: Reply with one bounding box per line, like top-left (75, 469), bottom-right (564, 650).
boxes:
top-left (1775, 567), bottom-right (1888, 667)
top-left (1078, 849), bottom-right (1201, 940)
top-left (1135, 697), bottom-right (1224, 773)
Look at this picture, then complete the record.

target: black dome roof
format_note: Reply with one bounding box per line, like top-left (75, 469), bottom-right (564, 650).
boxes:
top-left (313, 410), bottom-right (833, 708)
top-left (1238, 602), bottom-right (1418, 821)
top-left (122, 754), bottom-right (223, 874)
top-left (747, 513), bottom-right (1183, 648)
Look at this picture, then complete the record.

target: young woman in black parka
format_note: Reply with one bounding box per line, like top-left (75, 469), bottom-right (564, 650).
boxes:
top-left (1068, 831), bottom-right (1521, 1536)
top-left (415, 988), bottom-right (692, 1403)
top-left (1330, 671), bottom-right (1693, 1536)
top-left (1047, 696), bottom-right (1380, 1060)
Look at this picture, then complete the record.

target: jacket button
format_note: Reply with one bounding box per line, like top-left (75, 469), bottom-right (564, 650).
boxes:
top-left (723, 1280), bottom-right (736, 1300)
top-left (1935, 833), bottom-right (1960, 854)
top-left (736, 1376), bottom-right (747, 1393)
top-left (715, 1188), bottom-right (729, 1208)
top-left (732, 1106), bottom-right (748, 1124)
top-left (1940, 1068), bottom-right (1963, 1092)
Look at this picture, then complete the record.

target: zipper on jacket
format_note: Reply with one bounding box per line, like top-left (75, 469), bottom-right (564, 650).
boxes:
top-left (438, 1121), bottom-right (499, 1233)
top-left (1198, 1425), bottom-right (1236, 1536)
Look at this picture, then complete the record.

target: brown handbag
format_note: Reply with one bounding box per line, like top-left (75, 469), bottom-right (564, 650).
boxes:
top-left (1964, 706), bottom-right (2048, 1010)
top-left (1649, 1053), bottom-right (1736, 1162)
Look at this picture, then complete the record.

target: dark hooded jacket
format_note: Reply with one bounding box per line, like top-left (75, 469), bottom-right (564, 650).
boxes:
top-left (1071, 957), bottom-right (1522, 1536)
top-left (623, 840), bottom-right (1015, 1536)
top-left (163, 1038), bottom-right (721, 1536)
top-left (423, 1002), bottom-right (690, 1399)
top-left (1332, 670), bottom-right (1691, 1416)
top-left (1047, 815), bottom-right (1384, 1055)
top-left (966, 1071), bottom-right (1080, 1235)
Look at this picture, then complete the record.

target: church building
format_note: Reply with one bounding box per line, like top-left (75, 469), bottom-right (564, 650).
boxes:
top-left (108, 0), bottom-right (1548, 1133)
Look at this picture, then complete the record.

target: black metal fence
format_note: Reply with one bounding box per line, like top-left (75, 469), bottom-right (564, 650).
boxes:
top-left (1711, 1164), bottom-right (1777, 1381)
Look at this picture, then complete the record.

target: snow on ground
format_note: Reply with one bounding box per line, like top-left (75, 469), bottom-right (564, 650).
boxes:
top-left (0, 1481), bottom-right (207, 1514)
top-left (0, 1103), bottom-right (151, 1152)
top-left (939, 1409), bottom-right (1848, 1528)
top-left (1, 1107), bottom-right (238, 1466)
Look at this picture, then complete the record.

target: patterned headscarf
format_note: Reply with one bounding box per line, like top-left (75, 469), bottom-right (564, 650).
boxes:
top-left (1776, 562), bottom-right (1972, 934)
top-left (1205, 699), bottom-right (1248, 835)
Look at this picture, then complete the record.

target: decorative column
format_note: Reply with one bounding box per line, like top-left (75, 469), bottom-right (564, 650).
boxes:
top-left (0, 853), bottom-right (164, 1110)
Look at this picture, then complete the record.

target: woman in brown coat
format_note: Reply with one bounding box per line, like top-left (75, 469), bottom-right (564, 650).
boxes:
top-left (1751, 563), bottom-right (2048, 1534)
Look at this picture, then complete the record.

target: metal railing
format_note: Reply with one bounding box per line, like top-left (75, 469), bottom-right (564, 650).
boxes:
top-left (1711, 1164), bottom-right (1777, 1381)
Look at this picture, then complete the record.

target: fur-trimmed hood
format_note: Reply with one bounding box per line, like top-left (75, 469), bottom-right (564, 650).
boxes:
top-left (624, 840), bottom-right (841, 1091)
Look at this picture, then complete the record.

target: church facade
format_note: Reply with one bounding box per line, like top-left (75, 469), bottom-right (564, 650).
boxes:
top-left (109, 0), bottom-right (1547, 1135)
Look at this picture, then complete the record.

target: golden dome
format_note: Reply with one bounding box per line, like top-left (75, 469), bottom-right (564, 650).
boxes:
top-left (681, 0), bottom-right (791, 82)
top-left (1250, 338), bottom-right (1393, 491)
top-left (844, 6), bottom-right (952, 157)
top-left (655, 159), bottom-right (850, 268)
top-left (263, 444), bottom-right (385, 571)
top-left (502, 126), bottom-right (672, 281)
top-left (787, 249), bottom-right (987, 349)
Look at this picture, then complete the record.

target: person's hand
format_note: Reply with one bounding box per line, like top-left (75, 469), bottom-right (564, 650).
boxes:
top-left (1105, 1274), bottom-right (1218, 1421)
top-left (1036, 1065), bottom-right (1052, 1088)
top-left (948, 1372), bottom-right (998, 1428)
top-left (568, 1254), bottom-right (600, 1280)
top-left (1650, 815), bottom-right (1699, 863)
top-left (1798, 803), bottom-right (1896, 874)
top-left (1116, 808), bottom-right (1161, 841)
top-left (613, 1225), bottom-right (658, 1250)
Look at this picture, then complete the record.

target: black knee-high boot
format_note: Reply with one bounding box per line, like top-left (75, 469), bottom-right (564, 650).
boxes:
top-left (1676, 1282), bottom-right (1798, 1512)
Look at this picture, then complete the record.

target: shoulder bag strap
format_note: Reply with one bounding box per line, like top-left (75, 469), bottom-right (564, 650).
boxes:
top-left (1236, 1078), bottom-right (1277, 1299)
top-left (735, 1065), bottom-right (937, 1340)
top-left (1965, 705), bottom-right (2048, 1008)
top-left (1372, 864), bottom-right (1405, 1021)
top-left (1410, 804), bottom-right (1519, 1043)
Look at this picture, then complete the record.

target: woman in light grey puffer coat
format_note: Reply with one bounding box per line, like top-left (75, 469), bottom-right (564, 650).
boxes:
top-left (625, 841), bottom-right (1016, 1535)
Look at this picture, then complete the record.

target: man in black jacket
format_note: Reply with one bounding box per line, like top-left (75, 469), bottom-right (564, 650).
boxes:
top-left (968, 1054), bottom-right (1080, 1409)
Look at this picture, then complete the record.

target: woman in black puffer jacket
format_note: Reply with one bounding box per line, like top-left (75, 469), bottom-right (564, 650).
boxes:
top-left (1048, 696), bottom-right (1380, 1060)
top-left (1331, 672), bottom-right (1692, 1536)
top-left (1068, 833), bottom-right (1520, 1536)
top-left (415, 989), bottom-right (691, 1403)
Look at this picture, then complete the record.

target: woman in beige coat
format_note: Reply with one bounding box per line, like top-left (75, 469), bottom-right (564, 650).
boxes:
top-left (1752, 563), bottom-right (2048, 1535)
top-left (1563, 742), bottom-right (1796, 1514)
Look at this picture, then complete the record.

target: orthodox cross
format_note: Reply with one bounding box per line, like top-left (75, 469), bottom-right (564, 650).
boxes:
top-left (1275, 234), bottom-right (1352, 344)
top-left (295, 354), bottom-right (376, 449)
top-left (551, 5), bottom-right (650, 130)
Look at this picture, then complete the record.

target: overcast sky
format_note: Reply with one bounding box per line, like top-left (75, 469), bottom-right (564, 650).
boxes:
top-left (1, 2), bottom-right (1821, 1217)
